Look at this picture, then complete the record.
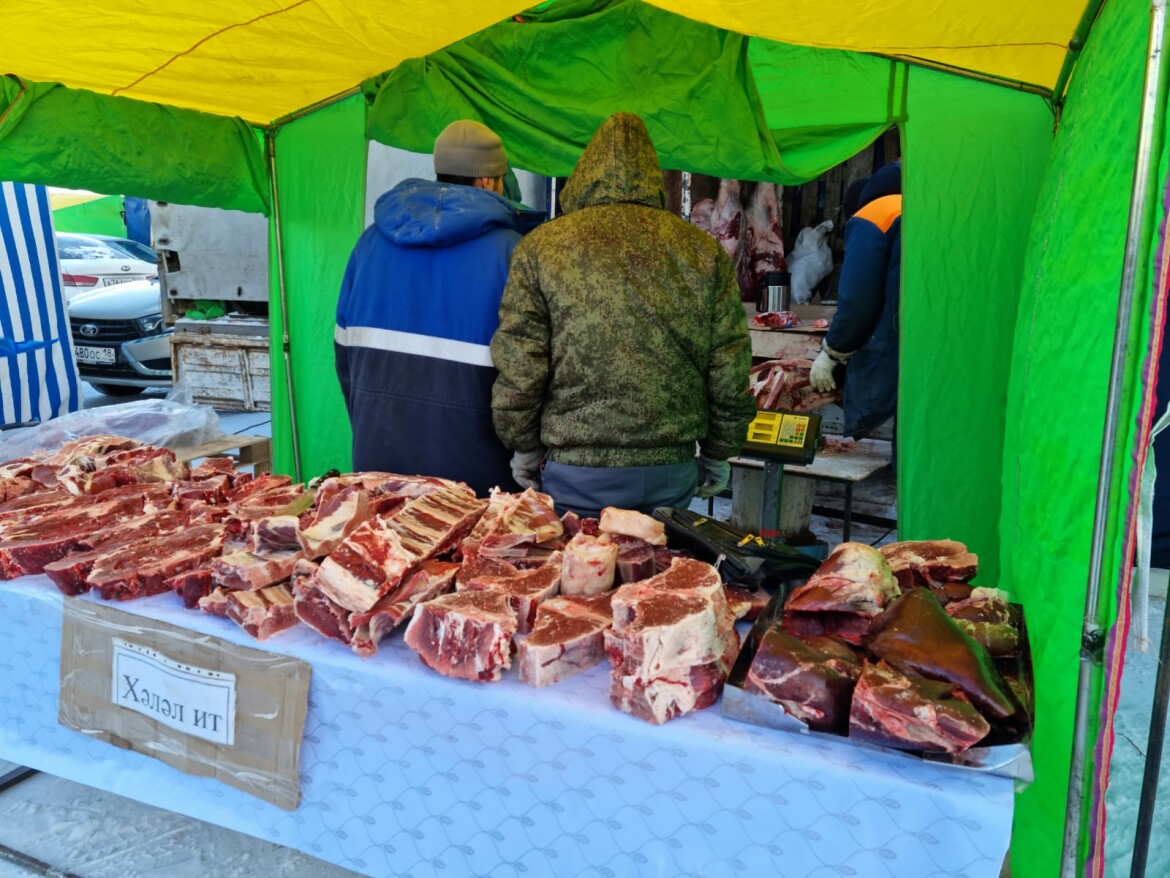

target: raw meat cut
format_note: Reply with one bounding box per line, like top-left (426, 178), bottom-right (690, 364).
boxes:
top-left (350, 560), bottom-right (460, 658)
top-left (605, 559), bottom-right (735, 723)
top-left (404, 590), bottom-right (518, 682)
top-left (849, 661), bottom-right (991, 754)
top-left (292, 559), bottom-right (355, 645)
top-left (879, 539), bottom-right (979, 588)
top-left (58, 446), bottom-right (189, 495)
top-left (945, 587), bottom-right (1020, 657)
top-left (42, 509), bottom-right (194, 596)
top-left (517, 593), bottom-right (614, 687)
top-left (252, 514), bottom-right (304, 553)
top-left (166, 568), bottom-right (215, 610)
top-left (561, 533), bottom-right (617, 596)
top-left (864, 588), bottom-right (1017, 720)
top-left (738, 182), bottom-right (786, 301)
top-left (708, 179), bottom-right (744, 267)
top-left (689, 198), bottom-right (715, 234)
top-left (88, 523), bottom-right (226, 601)
top-left (456, 552), bottom-right (519, 586)
top-left (0, 492), bottom-right (152, 578)
top-left (744, 628), bottom-right (862, 733)
top-left (786, 542), bottom-right (900, 617)
top-left (212, 548), bottom-right (302, 591)
top-left (315, 485), bottom-right (483, 613)
top-left (464, 487), bottom-right (562, 547)
top-left (748, 358), bottom-right (840, 412)
top-left (780, 610), bottom-right (872, 646)
top-left (460, 556), bottom-right (563, 633)
top-left (198, 587), bottom-right (232, 616)
top-left (297, 484), bottom-right (373, 558)
top-left (599, 507), bottom-right (666, 546)
top-left (724, 583), bottom-right (771, 622)
top-left (226, 584), bottom-right (298, 641)
top-left (315, 517), bottom-right (417, 613)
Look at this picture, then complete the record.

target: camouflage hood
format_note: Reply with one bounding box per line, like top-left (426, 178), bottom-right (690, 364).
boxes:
top-left (560, 113), bottom-right (665, 215)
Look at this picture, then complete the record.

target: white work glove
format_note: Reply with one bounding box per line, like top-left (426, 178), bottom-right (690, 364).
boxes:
top-left (510, 448), bottom-right (544, 490)
top-left (696, 456), bottom-right (731, 499)
top-left (809, 343), bottom-right (852, 393)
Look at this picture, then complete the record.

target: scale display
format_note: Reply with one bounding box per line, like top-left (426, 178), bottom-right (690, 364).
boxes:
top-left (741, 409), bottom-right (821, 464)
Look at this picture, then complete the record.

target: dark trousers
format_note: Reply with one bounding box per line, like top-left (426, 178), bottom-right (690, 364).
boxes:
top-left (541, 460), bottom-right (699, 520)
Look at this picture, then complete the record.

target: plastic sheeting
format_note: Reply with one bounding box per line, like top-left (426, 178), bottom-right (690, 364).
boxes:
top-left (0, 77), bottom-right (269, 215)
top-left (268, 96), bottom-right (365, 479)
top-left (366, 0), bottom-right (784, 182)
top-left (999, 0), bottom-right (1157, 873)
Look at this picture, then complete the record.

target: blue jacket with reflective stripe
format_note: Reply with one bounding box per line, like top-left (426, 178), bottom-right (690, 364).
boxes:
top-left (335, 179), bottom-right (542, 493)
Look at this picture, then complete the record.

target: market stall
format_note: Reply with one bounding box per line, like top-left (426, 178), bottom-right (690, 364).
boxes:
top-left (0, 2), bottom-right (1166, 876)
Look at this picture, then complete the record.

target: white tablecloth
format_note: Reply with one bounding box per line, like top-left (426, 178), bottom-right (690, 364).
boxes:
top-left (0, 577), bottom-right (1013, 877)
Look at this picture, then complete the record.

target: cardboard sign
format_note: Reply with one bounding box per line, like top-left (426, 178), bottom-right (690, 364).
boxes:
top-left (59, 599), bottom-right (311, 810)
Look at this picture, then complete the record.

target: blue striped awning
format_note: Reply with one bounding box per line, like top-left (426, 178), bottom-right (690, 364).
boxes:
top-left (0, 182), bottom-right (81, 427)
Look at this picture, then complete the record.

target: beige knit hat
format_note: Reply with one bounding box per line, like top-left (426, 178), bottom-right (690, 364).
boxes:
top-left (433, 120), bottom-right (508, 178)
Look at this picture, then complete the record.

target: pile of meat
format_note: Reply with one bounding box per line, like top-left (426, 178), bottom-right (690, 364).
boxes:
top-left (749, 358), bottom-right (841, 412)
top-left (742, 540), bottom-right (1029, 754)
top-left (750, 311), bottom-right (801, 329)
top-left (691, 180), bottom-right (786, 302)
top-left (0, 435), bottom-right (749, 725)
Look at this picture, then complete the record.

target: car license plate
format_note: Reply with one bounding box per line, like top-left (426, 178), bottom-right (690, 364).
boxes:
top-left (102, 276), bottom-right (140, 287)
top-left (75, 345), bottom-right (115, 365)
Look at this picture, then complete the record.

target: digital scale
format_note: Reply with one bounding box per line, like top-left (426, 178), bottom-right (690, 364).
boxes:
top-left (738, 409), bottom-right (823, 539)
top-left (742, 409), bottom-right (821, 465)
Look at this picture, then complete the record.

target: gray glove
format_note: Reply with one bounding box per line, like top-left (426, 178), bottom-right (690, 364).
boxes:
top-left (809, 343), bottom-right (852, 393)
top-left (510, 448), bottom-right (544, 490)
top-left (696, 456), bottom-right (731, 499)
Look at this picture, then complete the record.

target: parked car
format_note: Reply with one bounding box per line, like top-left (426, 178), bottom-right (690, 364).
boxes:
top-left (67, 278), bottom-right (172, 396)
top-left (92, 234), bottom-right (158, 265)
top-left (56, 232), bottom-right (156, 297)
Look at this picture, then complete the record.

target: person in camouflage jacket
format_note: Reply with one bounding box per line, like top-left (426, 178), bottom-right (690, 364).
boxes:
top-left (490, 112), bottom-right (756, 517)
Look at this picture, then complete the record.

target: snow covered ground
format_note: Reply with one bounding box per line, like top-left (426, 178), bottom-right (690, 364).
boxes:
top-left (1105, 595), bottom-right (1170, 877)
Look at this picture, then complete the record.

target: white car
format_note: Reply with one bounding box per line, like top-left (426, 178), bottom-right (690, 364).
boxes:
top-left (67, 278), bottom-right (172, 396)
top-left (56, 232), bottom-right (156, 297)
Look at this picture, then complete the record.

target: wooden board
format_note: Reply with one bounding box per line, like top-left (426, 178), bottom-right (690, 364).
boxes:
top-left (172, 332), bottom-right (271, 413)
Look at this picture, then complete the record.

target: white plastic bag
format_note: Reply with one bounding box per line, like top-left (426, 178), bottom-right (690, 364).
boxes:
top-left (788, 220), bottom-right (835, 304)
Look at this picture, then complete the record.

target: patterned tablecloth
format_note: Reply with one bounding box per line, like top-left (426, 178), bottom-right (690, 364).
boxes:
top-left (0, 577), bottom-right (1013, 877)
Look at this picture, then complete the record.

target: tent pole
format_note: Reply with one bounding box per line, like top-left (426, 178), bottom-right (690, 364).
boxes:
top-left (1052, 0), bottom-right (1109, 105)
top-left (265, 129), bottom-right (303, 482)
top-left (1061, 2), bottom-right (1169, 875)
top-left (1130, 600), bottom-right (1170, 877)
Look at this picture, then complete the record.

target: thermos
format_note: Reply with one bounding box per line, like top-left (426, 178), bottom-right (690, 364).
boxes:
top-left (758, 270), bottom-right (791, 312)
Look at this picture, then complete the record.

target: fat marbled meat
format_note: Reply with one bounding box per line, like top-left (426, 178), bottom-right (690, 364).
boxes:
top-left (225, 583), bottom-right (298, 641)
top-left (517, 592), bottom-right (614, 688)
top-left (350, 560), bottom-right (460, 658)
top-left (459, 555), bottom-right (563, 634)
top-left (315, 485), bottom-right (486, 613)
top-left (605, 559), bottom-right (737, 724)
top-left (848, 661), bottom-right (991, 754)
top-left (879, 539), bottom-right (979, 589)
top-left (560, 533), bottom-right (617, 596)
top-left (404, 590), bottom-right (518, 682)
top-left (786, 541), bottom-right (901, 617)
top-left (744, 629), bottom-right (861, 733)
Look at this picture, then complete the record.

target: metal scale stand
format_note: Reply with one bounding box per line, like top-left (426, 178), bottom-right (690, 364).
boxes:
top-left (739, 409), bottom-right (822, 540)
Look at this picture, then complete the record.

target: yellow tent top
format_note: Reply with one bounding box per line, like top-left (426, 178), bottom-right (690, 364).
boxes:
top-left (3, 1), bottom-right (1091, 124)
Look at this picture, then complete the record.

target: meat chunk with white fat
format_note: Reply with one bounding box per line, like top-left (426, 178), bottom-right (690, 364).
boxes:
top-left (786, 542), bottom-right (900, 617)
top-left (561, 533), bottom-right (617, 596)
top-left (226, 584), bottom-right (299, 641)
top-left (404, 590), bottom-right (518, 682)
top-left (849, 661), bottom-right (990, 754)
top-left (599, 507), bottom-right (666, 546)
top-left (517, 593), bottom-right (614, 688)
top-left (350, 560), bottom-right (460, 658)
top-left (879, 539), bottom-right (978, 589)
top-left (744, 629), bottom-right (861, 733)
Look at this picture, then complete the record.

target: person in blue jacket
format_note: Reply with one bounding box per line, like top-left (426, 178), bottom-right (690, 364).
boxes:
top-left (809, 164), bottom-right (902, 439)
top-left (334, 120), bottom-right (543, 495)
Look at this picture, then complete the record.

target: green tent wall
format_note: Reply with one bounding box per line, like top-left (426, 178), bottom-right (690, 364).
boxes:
top-left (0, 2), bottom-right (1163, 874)
top-left (51, 194), bottom-right (127, 237)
